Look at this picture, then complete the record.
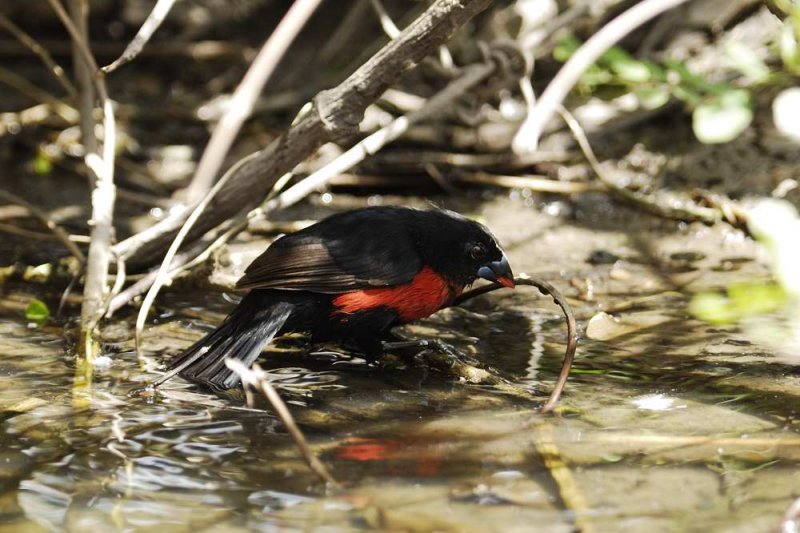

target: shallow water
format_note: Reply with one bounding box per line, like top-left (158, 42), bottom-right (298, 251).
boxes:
top-left (1, 196), bottom-right (799, 532)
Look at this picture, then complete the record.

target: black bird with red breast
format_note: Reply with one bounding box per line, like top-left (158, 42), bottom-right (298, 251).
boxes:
top-left (168, 206), bottom-right (514, 390)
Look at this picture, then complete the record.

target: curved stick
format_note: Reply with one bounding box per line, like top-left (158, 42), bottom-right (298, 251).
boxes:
top-left (451, 277), bottom-right (578, 414)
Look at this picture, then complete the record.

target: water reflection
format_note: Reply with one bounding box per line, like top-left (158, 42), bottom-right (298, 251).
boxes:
top-left (0, 273), bottom-right (798, 531)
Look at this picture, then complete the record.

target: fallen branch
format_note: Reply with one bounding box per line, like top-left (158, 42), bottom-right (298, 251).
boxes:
top-left (225, 359), bottom-right (338, 487)
top-left (111, 0), bottom-right (495, 268)
top-left (262, 57), bottom-right (499, 213)
top-left (182, 0), bottom-right (324, 204)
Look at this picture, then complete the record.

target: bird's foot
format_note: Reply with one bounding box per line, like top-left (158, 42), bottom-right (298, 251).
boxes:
top-left (382, 338), bottom-right (470, 364)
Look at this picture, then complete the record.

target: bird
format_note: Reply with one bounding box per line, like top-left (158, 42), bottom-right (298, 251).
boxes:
top-left (165, 205), bottom-right (514, 391)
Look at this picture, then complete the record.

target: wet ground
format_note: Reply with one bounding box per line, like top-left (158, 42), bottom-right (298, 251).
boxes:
top-left (1, 194), bottom-right (798, 532)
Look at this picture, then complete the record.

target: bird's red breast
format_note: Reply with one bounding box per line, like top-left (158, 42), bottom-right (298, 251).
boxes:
top-left (332, 266), bottom-right (461, 323)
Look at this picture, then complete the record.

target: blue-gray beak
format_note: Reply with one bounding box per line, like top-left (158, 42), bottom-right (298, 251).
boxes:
top-left (477, 254), bottom-right (515, 288)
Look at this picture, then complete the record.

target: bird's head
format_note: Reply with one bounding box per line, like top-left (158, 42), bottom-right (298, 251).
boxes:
top-left (414, 209), bottom-right (514, 290)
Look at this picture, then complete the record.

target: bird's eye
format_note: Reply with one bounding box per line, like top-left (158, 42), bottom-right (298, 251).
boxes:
top-left (469, 244), bottom-right (486, 260)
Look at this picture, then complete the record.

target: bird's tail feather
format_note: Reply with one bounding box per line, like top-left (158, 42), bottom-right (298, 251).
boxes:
top-left (166, 293), bottom-right (293, 390)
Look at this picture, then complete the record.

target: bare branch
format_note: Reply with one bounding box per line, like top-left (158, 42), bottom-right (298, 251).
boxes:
top-left (265, 59), bottom-right (496, 212)
top-left (225, 359), bottom-right (338, 487)
top-left (101, 0), bottom-right (178, 73)
top-left (0, 189), bottom-right (85, 263)
top-left (50, 0), bottom-right (118, 357)
top-left (112, 0), bottom-right (494, 267)
top-left (512, 0), bottom-right (692, 153)
top-left (0, 13), bottom-right (77, 97)
top-left (182, 0), bottom-right (324, 205)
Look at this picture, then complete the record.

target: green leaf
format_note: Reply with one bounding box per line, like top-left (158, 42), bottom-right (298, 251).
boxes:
top-left (664, 59), bottom-right (716, 92)
top-left (725, 42), bottom-right (769, 83)
top-left (25, 298), bottom-right (50, 324)
top-left (692, 89), bottom-right (753, 144)
top-left (781, 20), bottom-right (800, 74)
top-left (601, 47), bottom-right (651, 83)
top-left (553, 35), bottom-right (581, 62)
top-left (690, 282), bottom-right (788, 325)
top-left (636, 87), bottom-right (671, 109)
top-left (33, 151), bottom-right (53, 176)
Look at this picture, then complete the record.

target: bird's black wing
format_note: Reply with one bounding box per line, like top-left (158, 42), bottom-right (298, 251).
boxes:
top-left (235, 208), bottom-right (423, 293)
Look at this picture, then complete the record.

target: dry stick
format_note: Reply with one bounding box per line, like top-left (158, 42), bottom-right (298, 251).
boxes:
top-left (556, 105), bottom-right (721, 224)
top-left (512, 0), bottom-right (692, 154)
top-left (101, 0), bottom-right (177, 73)
top-left (66, 0), bottom-right (98, 172)
top-left (0, 190), bottom-right (86, 263)
top-left (49, 0), bottom-right (117, 357)
top-left (182, 0), bottom-right (324, 205)
top-left (111, 0), bottom-right (495, 268)
top-left (0, 13), bottom-right (77, 97)
top-left (264, 59), bottom-right (496, 213)
top-left (452, 277), bottom-right (578, 414)
top-left (0, 103), bottom-right (79, 136)
top-left (225, 359), bottom-right (338, 486)
top-left (0, 66), bottom-right (65, 107)
top-left (455, 171), bottom-right (600, 194)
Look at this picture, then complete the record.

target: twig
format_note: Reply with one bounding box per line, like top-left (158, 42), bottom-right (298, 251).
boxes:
top-left (111, 0), bottom-right (495, 267)
top-left (225, 359), bottom-right (338, 487)
top-left (0, 13), bottom-right (77, 97)
top-left (0, 190), bottom-right (85, 263)
top-left (0, 65), bottom-right (64, 107)
top-left (0, 102), bottom-right (78, 136)
top-left (452, 277), bottom-right (578, 414)
top-left (512, 0), bottom-right (692, 153)
top-left (370, 0), bottom-right (401, 38)
top-left (182, 0), bottom-right (323, 205)
top-left (456, 171), bottom-right (600, 193)
top-left (101, 0), bottom-right (178, 73)
top-left (0, 222), bottom-right (89, 244)
top-left (0, 39), bottom-right (253, 61)
top-left (134, 134), bottom-right (267, 345)
top-left (50, 0), bottom-right (117, 358)
top-left (556, 105), bottom-right (721, 224)
top-left (65, 0), bottom-right (98, 165)
top-left (263, 59), bottom-right (497, 212)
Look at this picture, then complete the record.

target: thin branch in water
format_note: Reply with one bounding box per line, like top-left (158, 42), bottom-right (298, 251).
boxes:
top-left (452, 277), bottom-right (578, 414)
top-left (0, 189), bottom-right (85, 263)
top-left (182, 0), bottom-right (324, 204)
top-left (0, 13), bottom-right (77, 97)
top-left (512, 0), bottom-right (692, 153)
top-left (49, 0), bottom-right (118, 359)
top-left (225, 359), bottom-right (338, 487)
top-left (101, 0), bottom-right (177, 73)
